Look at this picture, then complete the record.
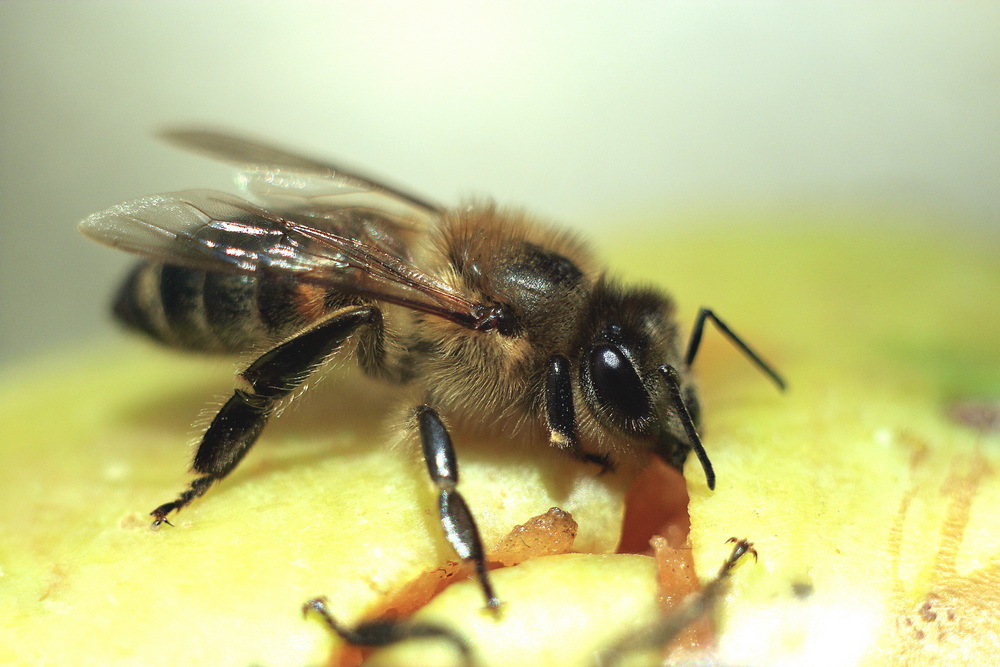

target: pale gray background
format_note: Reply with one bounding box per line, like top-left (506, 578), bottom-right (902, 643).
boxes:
top-left (2, 2), bottom-right (999, 369)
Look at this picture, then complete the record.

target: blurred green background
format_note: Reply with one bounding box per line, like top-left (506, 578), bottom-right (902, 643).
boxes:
top-left (1, 2), bottom-right (998, 369)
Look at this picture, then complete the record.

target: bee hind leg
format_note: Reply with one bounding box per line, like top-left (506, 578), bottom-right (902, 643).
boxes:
top-left (150, 305), bottom-right (384, 526)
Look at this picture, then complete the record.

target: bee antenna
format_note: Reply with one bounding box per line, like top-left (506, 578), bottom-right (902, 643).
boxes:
top-left (658, 365), bottom-right (716, 490)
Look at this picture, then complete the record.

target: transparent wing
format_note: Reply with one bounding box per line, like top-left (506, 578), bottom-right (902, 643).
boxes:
top-left (160, 129), bottom-right (441, 229)
top-left (80, 190), bottom-right (483, 326)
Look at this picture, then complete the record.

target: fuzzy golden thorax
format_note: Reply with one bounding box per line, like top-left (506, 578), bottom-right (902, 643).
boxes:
top-left (406, 204), bottom-right (693, 466)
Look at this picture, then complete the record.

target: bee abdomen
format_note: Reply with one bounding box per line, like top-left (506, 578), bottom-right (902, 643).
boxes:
top-left (113, 262), bottom-right (333, 353)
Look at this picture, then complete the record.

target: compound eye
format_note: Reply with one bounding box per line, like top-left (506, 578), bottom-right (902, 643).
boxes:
top-left (589, 343), bottom-right (651, 423)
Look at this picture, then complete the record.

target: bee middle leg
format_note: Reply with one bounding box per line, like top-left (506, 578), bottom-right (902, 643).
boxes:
top-left (415, 405), bottom-right (500, 611)
top-left (303, 597), bottom-right (475, 667)
top-left (150, 305), bottom-right (384, 526)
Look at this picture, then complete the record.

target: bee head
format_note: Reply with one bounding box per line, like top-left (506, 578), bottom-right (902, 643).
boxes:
top-left (578, 280), bottom-right (712, 488)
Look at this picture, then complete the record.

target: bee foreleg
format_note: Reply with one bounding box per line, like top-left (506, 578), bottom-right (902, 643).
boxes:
top-left (415, 405), bottom-right (500, 612)
top-left (150, 305), bottom-right (383, 526)
top-left (302, 596), bottom-right (476, 666)
top-left (685, 308), bottom-right (786, 391)
top-left (545, 355), bottom-right (614, 472)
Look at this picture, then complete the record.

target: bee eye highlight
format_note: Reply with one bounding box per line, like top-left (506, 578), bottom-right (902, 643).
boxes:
top-left (588, 343), bottom-right (651, 423)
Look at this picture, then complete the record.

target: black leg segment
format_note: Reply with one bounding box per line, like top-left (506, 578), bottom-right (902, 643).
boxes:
top-left (150, 305), bottom-right (382, 526)
top-left (192, 390), bottom-right (273, 476)
top-left (303, 597), bottom-right (475, 666)
top-left (415, 405), bottom-right (499, 611)
top-left (240, 306), bottom-right (383, 399)
top-left (685, 307), bottom-right (786, 391)
top-left (544, 354), bottom-right (613, 471)
top-left (545, 354), bottom-right (577, 451)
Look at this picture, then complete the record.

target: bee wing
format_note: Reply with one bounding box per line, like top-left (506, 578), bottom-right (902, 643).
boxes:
top-left (159, 129), bottom-right (440, 230)
top-left (80, 190), bottom-right (484, 326)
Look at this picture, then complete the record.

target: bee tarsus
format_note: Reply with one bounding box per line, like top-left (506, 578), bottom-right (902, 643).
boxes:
top-left (150, 475), bottom-right (213, 527)
top-left (724, 536), bottom-right (758, 566)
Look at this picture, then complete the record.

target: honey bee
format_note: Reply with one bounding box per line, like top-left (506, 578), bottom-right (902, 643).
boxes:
top-left (80, 130), bottom-right (784, 614)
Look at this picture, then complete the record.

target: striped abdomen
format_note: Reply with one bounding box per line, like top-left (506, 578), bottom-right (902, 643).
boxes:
top-left (113, 262), bottom-right (357, 353)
